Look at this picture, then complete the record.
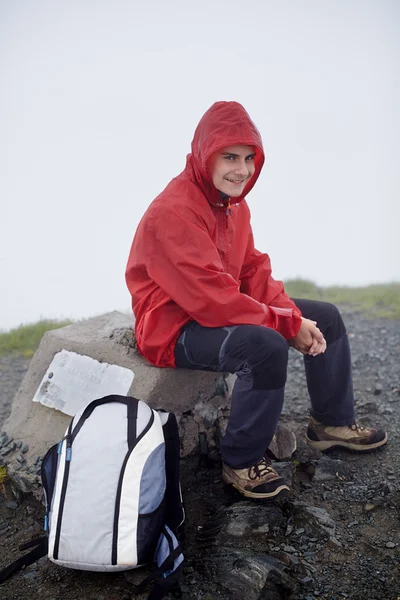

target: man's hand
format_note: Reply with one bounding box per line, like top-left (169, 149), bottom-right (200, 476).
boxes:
top-left (289, 317), bottom-right (327, 356)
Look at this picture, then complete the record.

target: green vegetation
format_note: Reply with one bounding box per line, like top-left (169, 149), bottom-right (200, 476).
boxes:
top-left (1, 282), bottom-right (399, 357)
top-left (284, 280), bottom-right (400, 319)
top-left (0, 465), bottom-right (8, 487)
top-left (0, 320), bottom-right (72, 358)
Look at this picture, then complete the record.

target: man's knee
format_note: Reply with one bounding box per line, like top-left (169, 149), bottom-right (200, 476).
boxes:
top-left (233, 325), bottom-right (289, 389)
top-left (319, 302), bottom-right (346, 341)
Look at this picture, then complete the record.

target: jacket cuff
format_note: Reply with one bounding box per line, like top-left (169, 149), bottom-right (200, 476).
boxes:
top-left (268, 306), bottom-right (302, 339)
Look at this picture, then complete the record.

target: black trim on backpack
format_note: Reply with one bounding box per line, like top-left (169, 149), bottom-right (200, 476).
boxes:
top-left (41, 442), bottom-right (60, 516)
top-left (162, 413), bottom-right (185, 530)
top-left (127, 397), bottom-right (138, 448)
top-left (111, 408), bottom-right (155, 565)
top-left (71, 395), bottom-right (134, 442)
top-left (52, 421), bottom-right (73, 560)
top-left (134, 527), bottom-right (183, 599)
top-left (146, 563), bottom-right (183, 600)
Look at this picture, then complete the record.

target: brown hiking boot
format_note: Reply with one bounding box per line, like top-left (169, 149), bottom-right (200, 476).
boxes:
top-left (222, 455), bottom-right (290, 499)
top-left (306, 416), bottom-right (388, 451)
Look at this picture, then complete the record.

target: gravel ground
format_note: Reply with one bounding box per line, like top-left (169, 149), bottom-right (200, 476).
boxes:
top-left (0, 355), bottom-right (30, 426)
top-left (0, 307), bottom-right (399, 600)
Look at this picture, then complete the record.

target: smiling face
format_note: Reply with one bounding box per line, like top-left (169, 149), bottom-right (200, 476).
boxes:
top-left (208, 145), bottom-right (256, 197)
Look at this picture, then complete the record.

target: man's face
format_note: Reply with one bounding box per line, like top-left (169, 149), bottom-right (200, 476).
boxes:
top-left (208, 145), bottom-right (256, 197)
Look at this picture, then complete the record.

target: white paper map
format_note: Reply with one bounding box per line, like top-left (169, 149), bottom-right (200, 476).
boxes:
top-left (32, 350), bottom-right (135, 416)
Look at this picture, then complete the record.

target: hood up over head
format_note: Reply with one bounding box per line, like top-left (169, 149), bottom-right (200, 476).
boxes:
top-left (185, 101), bottom-right (265, 205)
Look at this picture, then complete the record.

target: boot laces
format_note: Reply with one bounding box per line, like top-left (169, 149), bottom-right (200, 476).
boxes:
top-left (248, 456), bottom-right (275, 481)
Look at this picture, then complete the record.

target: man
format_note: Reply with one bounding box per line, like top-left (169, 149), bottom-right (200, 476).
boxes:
top-left (125, 101), bottom-right (387, 500)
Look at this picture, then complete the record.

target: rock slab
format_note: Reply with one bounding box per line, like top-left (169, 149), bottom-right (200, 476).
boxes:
top-left (2, 312), bottom-right (235, 492)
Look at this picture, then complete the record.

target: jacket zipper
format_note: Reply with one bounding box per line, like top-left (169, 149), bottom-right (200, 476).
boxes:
top-left (225, 197), bottom-right (232, 219)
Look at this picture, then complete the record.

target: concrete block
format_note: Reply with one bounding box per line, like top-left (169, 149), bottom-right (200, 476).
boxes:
top-left (2, 312), bottom-right (234, 494)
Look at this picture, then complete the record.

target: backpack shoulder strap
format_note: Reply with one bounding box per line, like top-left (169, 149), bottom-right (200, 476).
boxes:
top-left (0, 536), bottom-right (48, 584)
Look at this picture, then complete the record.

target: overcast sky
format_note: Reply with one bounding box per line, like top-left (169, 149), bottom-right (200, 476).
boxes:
top-left (1, 0), bottom-right (399, 331)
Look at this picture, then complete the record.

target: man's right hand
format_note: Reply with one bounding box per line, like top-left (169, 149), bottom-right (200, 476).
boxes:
top-left (289, 317), bottom-right (327, 356)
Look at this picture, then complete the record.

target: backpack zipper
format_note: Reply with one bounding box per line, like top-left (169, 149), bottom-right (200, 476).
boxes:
top-left (52, 396), bottom-right (141, 561)
top-left (52, 423), bottom-right (73, 559)
top-left (111, 408), bottom-right (155, 565)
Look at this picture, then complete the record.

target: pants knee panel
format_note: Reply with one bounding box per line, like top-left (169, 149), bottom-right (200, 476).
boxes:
top-left (231, 326), bottom-right (288, 390)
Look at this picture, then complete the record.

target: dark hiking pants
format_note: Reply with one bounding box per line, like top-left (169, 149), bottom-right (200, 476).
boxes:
top-left (174, 299), bottom-right (355, 470)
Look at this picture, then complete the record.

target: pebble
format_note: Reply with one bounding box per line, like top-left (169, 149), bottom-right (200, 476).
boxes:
top-left (1, 445), bottom-right (15, 456)
top-left (22, 570), bottom-right (38, 581)
top-left (347, 520), bottom-right (359, 528)
top-left (385, 542), bottom-right (396, 548)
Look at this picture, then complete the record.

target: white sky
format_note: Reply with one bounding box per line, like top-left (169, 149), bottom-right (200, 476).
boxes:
top-left (1, 0), bottom-right (399, 330)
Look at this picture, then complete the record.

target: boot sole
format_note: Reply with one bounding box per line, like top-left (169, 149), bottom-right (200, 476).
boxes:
top-left (222, 472), bottom-right (290, 499)
top-left (305, 432), bottom-right (388, 452)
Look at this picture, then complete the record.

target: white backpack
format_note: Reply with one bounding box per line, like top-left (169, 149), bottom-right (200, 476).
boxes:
top-left (1, 395), bottom-right (185, 599)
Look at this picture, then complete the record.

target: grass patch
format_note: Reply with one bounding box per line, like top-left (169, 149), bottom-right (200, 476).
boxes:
top-left (1, 282), bottom-right (399, 358)
top-left (284, 280), bottom-right (400, 319)
top-left (0, 466), bottom-right (7, 486)
top-left (0, 320), bottom-right (72, 358)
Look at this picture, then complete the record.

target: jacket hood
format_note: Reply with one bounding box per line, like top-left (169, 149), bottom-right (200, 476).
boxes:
top-left (184, 101), bottom-right (265, 206)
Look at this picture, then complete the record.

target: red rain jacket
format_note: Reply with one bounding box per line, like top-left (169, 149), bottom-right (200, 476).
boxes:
top-left (126, 101), bottom-right (302, 368)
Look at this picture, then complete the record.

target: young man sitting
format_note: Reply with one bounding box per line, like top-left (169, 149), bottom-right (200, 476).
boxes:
top-left (125, 101), bottom-right (387, 499)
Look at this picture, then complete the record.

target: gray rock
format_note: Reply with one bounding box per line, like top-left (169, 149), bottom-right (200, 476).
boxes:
top-left (268, 423), bottom-right (297, 460)
top-left (213, 548), bottom-right (296, 600)
top-left (193, 400), bottom-right (218, 429)
top-left (22, 570), bottom-right (38, 581)
top-left (313, 456), bottom-right (351, 482)
top-left (272, 461), bottom-right (296, 487)
top-left (206, 501), bottom-right (285, 547)
top-left (293, 502), bottom-right (336, 538)
top-left (1, 446), bottom-right (15, 457)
